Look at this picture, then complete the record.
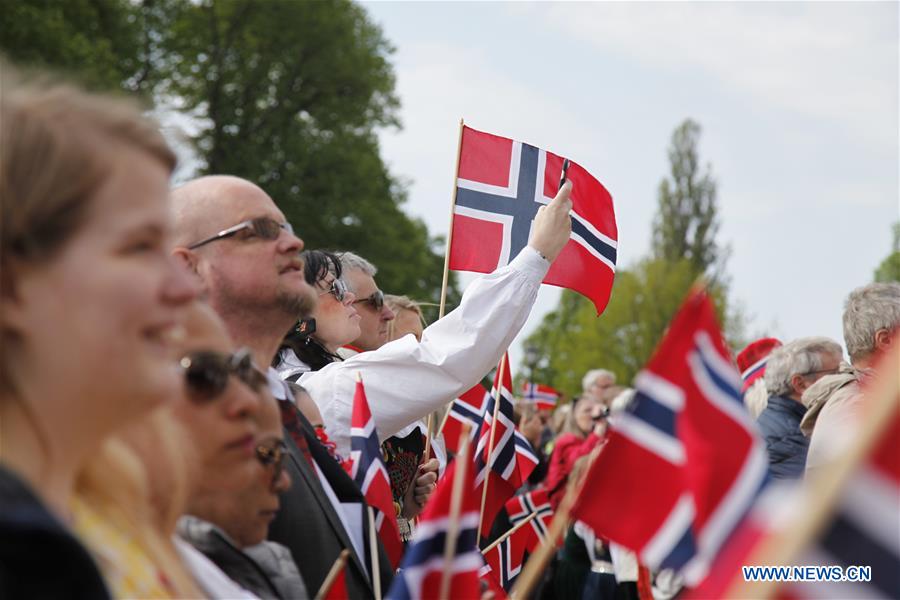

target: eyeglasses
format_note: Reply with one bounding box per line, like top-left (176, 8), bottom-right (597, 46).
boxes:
top-left (255, 438), bottom-right (288, 489)
top-left (180, 347), bottom-right (267, 402)
top-left (352, 289), bottom-right (384, 311)
top-left (319, 278), bottom-right (349, 303)
top-left (187, 217), bottom-right (294, 250)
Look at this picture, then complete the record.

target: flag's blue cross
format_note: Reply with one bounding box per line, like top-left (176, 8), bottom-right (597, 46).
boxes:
top-left (456, 143), bottom-right (617, 265)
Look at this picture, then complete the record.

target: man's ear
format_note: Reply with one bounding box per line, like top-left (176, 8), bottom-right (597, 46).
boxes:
top-left (790, 373), bottom-right (809, 397)
top-left (172, 247), bottom-right (200, 276)
top-left (874, 328), bottom-right (895, 354)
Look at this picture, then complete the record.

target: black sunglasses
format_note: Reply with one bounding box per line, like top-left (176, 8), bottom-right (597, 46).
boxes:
top-left (352, 289), bottom-right (384, 311)
top-left (319, 278), bottom-right (349, 303)
top-left (180, 347), bottom-right (267, 402)
top-left (256, 438), bottom-right (288, 489)
top-left (187, 217), bottom-right (294, 250)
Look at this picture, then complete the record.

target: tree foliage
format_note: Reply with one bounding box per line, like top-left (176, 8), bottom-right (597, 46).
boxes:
top-left (0, 0), bottom-right (458, 307)
top-left (874, 222), bottom-right (900, 283)
top-left (651, 119), bottom-right (723, 276)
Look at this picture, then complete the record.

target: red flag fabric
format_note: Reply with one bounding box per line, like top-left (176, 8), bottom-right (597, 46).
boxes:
top-left (570, 287), bottom-right (768, 585)
top-left (350, 379), bottom-right (403, 569)
top-left (473, 355), bottom-right (539, 538)
top-left (478, 562), bottom-right (509, 600)
top-left (450, 125), bottom-right (618, 314)
top-left (442, 383), bottom-right (488, 455)
top-left (387, 443), bottom-right (482, 600)
top-left (483, 521), bottom-right (534, 591)
top-left (504, 488), bottom-right (554, 552)
top-left (323, 566), bottom-right (347, 600)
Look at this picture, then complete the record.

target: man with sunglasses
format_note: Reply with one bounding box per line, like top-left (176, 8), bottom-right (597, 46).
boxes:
top-left (336, 252), bottom-right (396, 354)
top-left (172, 176), bottom-right (393, 599)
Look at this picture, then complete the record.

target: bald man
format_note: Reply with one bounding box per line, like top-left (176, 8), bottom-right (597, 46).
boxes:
top-left (171, 177), bottom-right (390, 599)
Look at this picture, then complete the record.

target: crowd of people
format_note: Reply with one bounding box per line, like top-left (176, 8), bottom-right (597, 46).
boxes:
top-left (2, 64), bottom-right (898, 600)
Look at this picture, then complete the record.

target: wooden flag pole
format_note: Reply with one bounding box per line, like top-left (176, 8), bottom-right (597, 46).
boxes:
top-left (478, 354), bottom-right (507, 539)
top-left (367, 506), bottom-right (382, 600)
top-left (480, 511), bottom-right (540, 555)
top-left (439, 424), bottom-right (472, 600)
top-left (424, 117), bottom-right (466, 462)
top-left (438, 117), bottom-right (465, 321)
top-left (314, 549), bottom-right (350, 600)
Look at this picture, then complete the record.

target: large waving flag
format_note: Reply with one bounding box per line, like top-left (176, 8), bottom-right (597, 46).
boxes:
top-left (473, 355), bottom-right (540, 538)
top-left (387, 445), bottom-right (481, 600)
top-left (450, 125), bottom-right (618, 314)
top-left (442, 383), bottom-right (488, 455)
top-left (521, 382), bottom-right (560, 411)
top-left (350, 378), bottom-right (403, 569)
top-left (570, 287), bottom-right (769, 585)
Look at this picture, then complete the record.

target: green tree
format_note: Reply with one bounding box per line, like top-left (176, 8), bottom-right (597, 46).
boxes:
top-left (651, 119), bottom-right (723, 277)
top-left (159, 0), bottom-right (456, 304)
top-left (0, 0), bottom-right (167, 94)
top-left (1, 0), bottom-right (459, 306)
top-left (524, 258), bottom-right (740, 394)
top-left (874, 222), bottom-right (900, 283)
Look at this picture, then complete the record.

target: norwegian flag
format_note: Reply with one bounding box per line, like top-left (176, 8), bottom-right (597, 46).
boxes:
top-left (473, 355), bottom-right (540, 538)
top-left (350, 378), bottom-right (403, 569)
top-left (571, 287), bottom-right (769, 585)
top-left (387, 450), bottom-right (482, 600)
top-left (482, 523), bottom-right (533, 591)
top-left (521, 382), bottom-right (560, 411)
top-left (442, 383), bottom-right (488, 455)
top-left (505, 488), bottom-right (554, 552)
top-left (450, 125), bottom-right (618, 314)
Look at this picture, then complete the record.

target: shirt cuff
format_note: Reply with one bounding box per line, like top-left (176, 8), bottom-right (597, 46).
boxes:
top-left (513, 245), bottom-right (551, 281)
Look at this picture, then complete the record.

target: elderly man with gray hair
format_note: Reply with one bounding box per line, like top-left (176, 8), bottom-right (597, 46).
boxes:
top-left (758, 337), bottom-right (843, 479)
top-left (801, 282), bottom-right (900, 477)
top-left (582, 368), bottom-right (616, 403)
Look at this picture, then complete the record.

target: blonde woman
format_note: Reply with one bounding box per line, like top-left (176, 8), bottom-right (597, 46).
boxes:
top-left (1, 67), bottom-right (196, 597)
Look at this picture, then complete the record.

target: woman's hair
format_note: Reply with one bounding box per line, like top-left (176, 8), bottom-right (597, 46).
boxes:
top-left (274, 250), bottom-right (344, 371)
top-left (1, 63), bottom-right (176, 397)
top-left (75, 410), bottom-right (200, 596)
top-left (303, 249), bottom-right (343, 287)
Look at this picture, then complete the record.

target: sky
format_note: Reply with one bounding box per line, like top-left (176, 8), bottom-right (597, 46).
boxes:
top-left (360, 0), bottom-right (900, 376)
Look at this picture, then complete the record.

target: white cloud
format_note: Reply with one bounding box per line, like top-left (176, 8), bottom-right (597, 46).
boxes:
top-left (531, 2), bottom-right (898, 149)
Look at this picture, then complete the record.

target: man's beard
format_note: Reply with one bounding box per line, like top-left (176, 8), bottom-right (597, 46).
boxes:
top-left (276, 285), bottom-right (316, 321)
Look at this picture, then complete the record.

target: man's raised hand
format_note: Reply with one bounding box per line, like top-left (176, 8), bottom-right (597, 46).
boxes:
top-left (528, 179), bottom-right (573, 262)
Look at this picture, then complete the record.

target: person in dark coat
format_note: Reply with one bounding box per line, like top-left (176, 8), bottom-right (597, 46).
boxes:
top-left (758, 337), bottom-right (843, 479)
